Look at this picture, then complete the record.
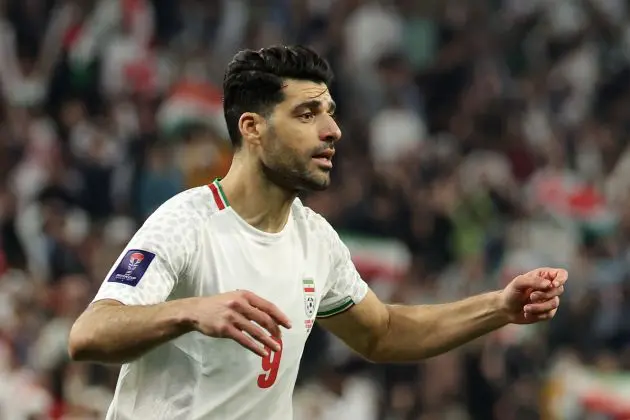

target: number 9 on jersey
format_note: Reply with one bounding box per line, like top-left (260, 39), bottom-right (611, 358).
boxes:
top-left (257, 337), bottom-right (283, 388)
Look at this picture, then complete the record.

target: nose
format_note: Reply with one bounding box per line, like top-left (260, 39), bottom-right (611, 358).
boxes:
top-left (320, 117), bottom-right (342, 143)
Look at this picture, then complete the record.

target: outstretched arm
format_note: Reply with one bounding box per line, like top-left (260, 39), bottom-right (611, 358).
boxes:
top-left (318, 268), bottom-right (567, 363)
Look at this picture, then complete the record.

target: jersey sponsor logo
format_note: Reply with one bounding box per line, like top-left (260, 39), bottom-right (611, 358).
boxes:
top-left (107, 249), bottom-right (156, 287)
top-left (302, 279), bottom-right (316, 331)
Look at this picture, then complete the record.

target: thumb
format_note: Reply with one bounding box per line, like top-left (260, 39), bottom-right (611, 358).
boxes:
top-left (511, 272), bottom-right (553, 292)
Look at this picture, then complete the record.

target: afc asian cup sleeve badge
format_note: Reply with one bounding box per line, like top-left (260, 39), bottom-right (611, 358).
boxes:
top-left (108, 249), bottom-right (156, 287)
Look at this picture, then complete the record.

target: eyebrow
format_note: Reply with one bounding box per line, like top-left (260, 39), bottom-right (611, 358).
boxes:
top-left (293, 99), bottom-right (336, 114)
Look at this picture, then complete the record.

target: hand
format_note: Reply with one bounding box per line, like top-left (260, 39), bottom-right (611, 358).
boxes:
top-left (187, 290), bottom-right (292, 357)
top-left (499, 268), bottom-right (568, 324)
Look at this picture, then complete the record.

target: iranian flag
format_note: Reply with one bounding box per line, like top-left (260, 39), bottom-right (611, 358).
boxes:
top-left (339, 233), bottom-right (411, 283)
top-left (156, 81), bottom-right (228, 138)
top-left (544, 359), bottom-right (630, 420)
top-left (64, 0), bottom-right (154, 65)
top-left (527, 169), bottom-right (617, 234)
top-left (0, 0), bottom-right (155, 102)
top-left (51, 0), bottom-right (157, 94)
top-left (303, 279), bottom-right (315, 293)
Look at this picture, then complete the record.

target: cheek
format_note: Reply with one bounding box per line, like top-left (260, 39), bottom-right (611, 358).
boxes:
top-left (265, 122), bottom-right (316, 161)
top-left (272, 131), bottom-right (310, 157)
top-left (263, 138), bottom-right (301, 167)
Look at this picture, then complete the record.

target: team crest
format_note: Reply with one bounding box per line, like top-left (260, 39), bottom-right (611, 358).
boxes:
top-left (302, 279), bottom-right (316, 331)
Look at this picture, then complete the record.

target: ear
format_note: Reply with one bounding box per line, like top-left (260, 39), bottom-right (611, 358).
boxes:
top-left (238, 112), bottom-right (267, 147)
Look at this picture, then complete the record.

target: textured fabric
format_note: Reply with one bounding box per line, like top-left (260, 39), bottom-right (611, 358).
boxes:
top-left (92, 184), bottom-right (368, 420)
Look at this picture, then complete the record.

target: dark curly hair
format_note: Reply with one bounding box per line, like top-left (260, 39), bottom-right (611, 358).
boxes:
top-left (222, 45), bottom-right (334, 148)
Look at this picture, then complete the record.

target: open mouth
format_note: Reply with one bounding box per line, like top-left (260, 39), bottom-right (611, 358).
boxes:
top-left (312, 149), bottom-right (334, 169)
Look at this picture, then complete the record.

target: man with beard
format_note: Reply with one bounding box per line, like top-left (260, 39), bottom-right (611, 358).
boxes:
top-left (68, 45), bottom-right (567, 420)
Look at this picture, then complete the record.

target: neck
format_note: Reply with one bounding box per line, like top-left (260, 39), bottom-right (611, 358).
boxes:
top-left (219, 158), bottom-right (296, 233)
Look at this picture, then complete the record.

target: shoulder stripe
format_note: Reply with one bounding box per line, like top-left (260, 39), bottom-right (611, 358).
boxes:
top-left (208, 179), bottom-right (229, 210)
top-left (208, 182), bottom-right (225, 210)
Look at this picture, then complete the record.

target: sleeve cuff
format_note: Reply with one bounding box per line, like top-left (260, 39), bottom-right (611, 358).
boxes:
top-left (316, 298), bottom-right (355, 318)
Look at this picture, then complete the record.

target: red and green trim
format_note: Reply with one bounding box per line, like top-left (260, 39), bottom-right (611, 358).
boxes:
top-left (316, 298), bottom-right (354, 319)
top-left (208, 179), bottom-right (230, 210)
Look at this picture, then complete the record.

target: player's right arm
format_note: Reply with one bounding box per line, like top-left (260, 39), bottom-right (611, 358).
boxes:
top-left (68, 292), bottom-right (289, 364)
top-left (68, 200), bottom-right (291, 364)
top-left (69, 298), bottom-right (193, 363)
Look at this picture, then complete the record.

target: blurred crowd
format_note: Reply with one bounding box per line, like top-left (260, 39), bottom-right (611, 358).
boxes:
top-left (1, 0), bottom-right (630, 418)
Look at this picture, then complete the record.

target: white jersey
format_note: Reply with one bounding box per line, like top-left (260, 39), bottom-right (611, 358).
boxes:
top-left (92, 180), bottom-right (369, 420)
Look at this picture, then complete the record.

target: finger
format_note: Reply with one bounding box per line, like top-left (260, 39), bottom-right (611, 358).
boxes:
top-left (530, 286), bottom-right (564, 303)
top-left (226, 326), bottom-right (268, 357)
top-left (513, 273), bottom-right (552, 292)
top-left (524, 296), bottom-right (559, 315)
top-left (550, 269), bottom-right (568, 288)
top-left (234, 314), bottom-right (282, 352)
top-left (530, 308), bottom-right (557, 321)
top-left (243, 292), bottom-right (292, 329)
top-left (534, 268), bottom-right (568, 288)
top-left (237, 304), bottom-right (282, 339)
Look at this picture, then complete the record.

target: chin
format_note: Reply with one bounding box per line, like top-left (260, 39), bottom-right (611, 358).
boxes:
top-left (298, 168), bottom-right (330, 191)
top-left (306, 179), bottom-right (330, 191)
top-left (298, 171), bottom-right (331, 192)
top-left (262, 163), bottom-right (331, 192)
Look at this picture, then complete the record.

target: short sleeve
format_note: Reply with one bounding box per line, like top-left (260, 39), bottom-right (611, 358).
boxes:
top-left (316, 224), bottom-right (369, 319)
top-left (92, 200), bottom-right (197, 306)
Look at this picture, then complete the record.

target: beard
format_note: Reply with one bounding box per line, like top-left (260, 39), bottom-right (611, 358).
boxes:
top-left (259, 127), bottom-right (332, 192)
top-left (261, 159), bottom-right (330, 192)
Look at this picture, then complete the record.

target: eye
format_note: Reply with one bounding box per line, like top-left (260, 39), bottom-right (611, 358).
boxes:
top-left (299, 112), bottom-right (315, 122)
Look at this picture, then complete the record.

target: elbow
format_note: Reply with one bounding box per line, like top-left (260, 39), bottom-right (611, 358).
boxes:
top-left (67, 342), bottom-right (87, 362)
top-left (362, 334), bottom-right (391, 364)
top-left (363, 341), bottom-right (395, 364)
top-left (363, 343), bottom-right (432, 364)
top-left (362, 350), bottom-right (385, 364)
top-left (68, 322), bottom-right (92, 362)
top-left (68, 313), bottom-right (105, 362)
top-left (360, 306), bottom-right (432, 363)
top-left (68, 301), bottom-right (118, 363)
top-left (362, 306), bottom-right (393, 364)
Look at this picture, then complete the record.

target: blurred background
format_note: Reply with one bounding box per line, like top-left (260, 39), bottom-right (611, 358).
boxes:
top-left (1, 0), bottom-right (630, 418)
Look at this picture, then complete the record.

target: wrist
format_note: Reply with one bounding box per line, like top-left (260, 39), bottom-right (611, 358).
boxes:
top-left (164, 298), bottom-right (198, 334)
top-left (492, 290), bottom-right (512, 326)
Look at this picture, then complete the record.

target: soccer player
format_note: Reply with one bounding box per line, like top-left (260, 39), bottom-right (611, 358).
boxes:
top-left (68, 45), bottom-right (567, 420)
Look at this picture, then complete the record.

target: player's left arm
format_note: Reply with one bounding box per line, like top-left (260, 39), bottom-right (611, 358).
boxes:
top-left (316, 226), bottom-right (567, 362)
top-left (318, 287), bottom-right (515, 362)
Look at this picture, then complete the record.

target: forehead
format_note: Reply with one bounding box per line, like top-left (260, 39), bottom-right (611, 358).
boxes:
top-left (280, 79), bottom-right (332, 107)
